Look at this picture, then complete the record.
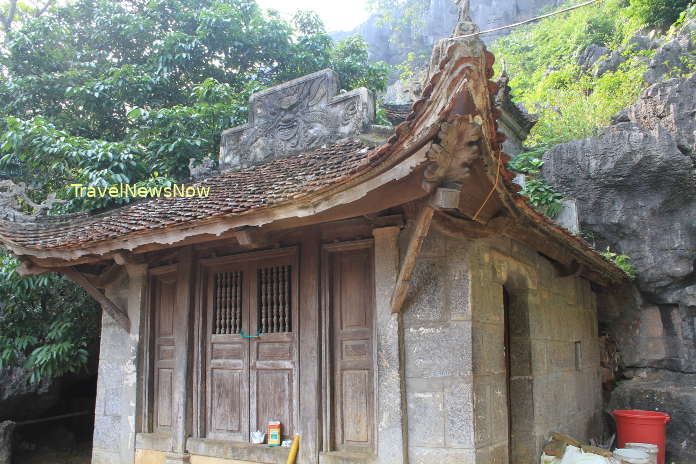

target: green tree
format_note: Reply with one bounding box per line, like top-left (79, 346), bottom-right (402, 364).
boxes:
top-left (0, 0), bottom-right (390, 382)
top-left (0, 250), bottom-right (100, 383)
top-left (628, 0), bottom-right (693, 30)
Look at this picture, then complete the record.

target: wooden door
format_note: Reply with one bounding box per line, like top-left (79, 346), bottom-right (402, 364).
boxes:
top-left (152, 271), bottom-right (177, 433)
top-left (249, 256), bottom-right (299, 440)
top-left (327, 245), bottom-right (375, 452)
top-left (205, 264), bottom-right (249, 441)
top-left (202, 249), bottom-right (299, 442)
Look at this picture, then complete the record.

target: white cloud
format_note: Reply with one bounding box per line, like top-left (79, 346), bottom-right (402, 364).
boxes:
top-left (256, 0), bottom-right (372, 32)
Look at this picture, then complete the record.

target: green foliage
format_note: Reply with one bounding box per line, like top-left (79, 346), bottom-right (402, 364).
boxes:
top-left (492, 0), bottom-right (649, 146)
top-left (491, 0), bottom-right (662, 222)
top-left (628, 0), bottom-right (693, 30)
top-left (508, 147), bottom-right (564, 219)
top-left (0, 250), bottom-right (99, 383)
top-left (527, 61), bottom-right (647, 145)
top-left (330, 35), bottom-right (391, 92)
top-left (0, 0), bottom-right (390, 210)
top-left (375, 104), bottom-right (392, 126)
top-left (0, 0), bottom-right (390, 382)
top-left (601, 247), bottom-right (638, 279)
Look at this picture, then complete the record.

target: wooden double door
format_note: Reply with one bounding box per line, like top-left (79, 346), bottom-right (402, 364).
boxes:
top-left (203, 251), bottom-right (299, 441)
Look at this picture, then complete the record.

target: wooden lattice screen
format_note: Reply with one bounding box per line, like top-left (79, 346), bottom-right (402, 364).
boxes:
top-left (258, 265), bottom-right (292, 333)
top-left (213, 271), bottom-right (243, 334)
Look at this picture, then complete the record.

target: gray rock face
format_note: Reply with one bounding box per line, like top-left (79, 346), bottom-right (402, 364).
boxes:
top-left (608, 372), bottom-right (696, 463)
top-left (0, 367), bottom-right (61, 422)
top-left (541, 73), bottom-right (696, 461)
top-left (644, 13), bottom-right (696, 84)
top-left (219, 69), bottom-right (374, 171)
top-left (577, 44), bottom-right (610, 71)
top-left (331, 0), bottom-right (561, 66)
top-left (0, 421), bottom-right (15, 464)
top-left (542, 74), bottom-right (696, 303)
top-left (594, 34), bottom-right (659, 77)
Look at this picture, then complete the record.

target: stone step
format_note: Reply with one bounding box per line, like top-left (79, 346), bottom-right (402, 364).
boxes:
top-left (319, 451), bottom-right (376, 464)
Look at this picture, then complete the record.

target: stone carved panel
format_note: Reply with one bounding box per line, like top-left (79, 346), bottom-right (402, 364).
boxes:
top-left (219, 69), bottom-right (375, 171)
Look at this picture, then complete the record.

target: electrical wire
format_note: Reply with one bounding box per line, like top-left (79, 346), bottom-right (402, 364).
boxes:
top-left (453, 0), bottom-right (606, 41)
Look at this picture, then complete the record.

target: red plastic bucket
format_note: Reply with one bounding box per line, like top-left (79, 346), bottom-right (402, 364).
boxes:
top-left (613, 410), bottom-right (671, 464)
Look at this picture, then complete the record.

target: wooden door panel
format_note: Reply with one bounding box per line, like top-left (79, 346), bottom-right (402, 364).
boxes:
top-left (210, 369), bottom-right (242, 433)
top-left (156, 368), bottom-right (173, 428)
top-left (342, 370), bottom-right (370, 444)
top-left (205, 267), bottom-right (249, 441)
top-left (153, 273), bottom-right (177, 433)
top-left (250, 257), bottom-right (299, 440)
top-left (329, 245), bottom-right (375, 452)
top-left (200, 249), bottom-right (299, 443)
top-left (254, 369), bottom-right (293, 439)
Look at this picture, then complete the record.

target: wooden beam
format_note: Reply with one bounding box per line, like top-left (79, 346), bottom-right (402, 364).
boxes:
top-left (171, 247), bottom-right (194, 457)
top-left (84, 263), bottom-right (122, 288)
top-left (390, 205), bottom-right (435, 314)
top-left (235, 228), bottom-right (268, 249)
top-left (15, 260), bottom-right (50, 276)
top-left (431, 211), bottom-right (493, 239)
top-left (62, 267), bottom-right (130, 331)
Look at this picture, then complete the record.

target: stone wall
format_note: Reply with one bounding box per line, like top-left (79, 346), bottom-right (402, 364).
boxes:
top-left (470, 237), bottom-right (603, 462)
top-left (92, 266), bottom-right (147, 464)
top-left (401, 228), bottom-right (603, 463)
top-left (402, 229), bottom-right (476, 464)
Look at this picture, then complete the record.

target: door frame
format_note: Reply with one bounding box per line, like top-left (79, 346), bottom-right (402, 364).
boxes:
top-left (320, 239), bottom-right (377, 453)
top-left (140, 264), bottom-right (178, 434)
top-left (193, 246), bottom-right (300, 439)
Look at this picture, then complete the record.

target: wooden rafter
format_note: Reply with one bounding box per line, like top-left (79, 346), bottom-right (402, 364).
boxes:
top-left (62, 267), bottom-right (130, 331)
top-left (390, 204), bottom-right (435, 314)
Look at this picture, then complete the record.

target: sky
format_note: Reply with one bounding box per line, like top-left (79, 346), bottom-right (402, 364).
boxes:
top-left (256, 0), bottom-right (372, 32)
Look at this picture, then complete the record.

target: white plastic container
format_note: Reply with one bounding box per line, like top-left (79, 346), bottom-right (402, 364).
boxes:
top-left (613, 448), bottom-right (650, 464)
top-left (625, 443), bottom-right (658, 464)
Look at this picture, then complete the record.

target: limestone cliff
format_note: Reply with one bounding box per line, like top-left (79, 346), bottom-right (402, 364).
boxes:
top-left (540, 18), bottom-right (696, 462)
top-left (331, 0), bottom-right (562, 66)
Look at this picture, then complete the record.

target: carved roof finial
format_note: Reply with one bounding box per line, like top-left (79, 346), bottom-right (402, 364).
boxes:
top-left (453, 0), bottom-right (479, 37)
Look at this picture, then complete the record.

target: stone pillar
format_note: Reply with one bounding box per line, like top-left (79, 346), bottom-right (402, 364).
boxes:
top-left (120, 263), bottom-right (148, 464)
top-left (92, 271), bottom-right (131, 464)
top-left (372, 226), bottom-right (407, 464)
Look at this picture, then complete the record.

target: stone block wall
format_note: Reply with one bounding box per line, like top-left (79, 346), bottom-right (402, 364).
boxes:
top-left (469, 237), bottom-right (603, 463)
top-left (402, 230), bottom-right (476, 464)
top-left (92, 267), bottom-right (147, 464)
top-left (92, 272), bottom-right (131, 464)
top-left (401, 228), bottom-right (603, 464)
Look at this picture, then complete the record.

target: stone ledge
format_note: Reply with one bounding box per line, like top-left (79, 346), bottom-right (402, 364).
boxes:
top-left (318, 451), bottom-right (376, 464)
top-left (136, 432), bottom-right (172, 452)
top-left (187, 437), bottom-right (290, 464)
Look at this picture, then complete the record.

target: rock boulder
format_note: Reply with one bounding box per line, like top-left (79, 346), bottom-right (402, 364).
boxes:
top-left (542, 73), bottom-right (696, 462)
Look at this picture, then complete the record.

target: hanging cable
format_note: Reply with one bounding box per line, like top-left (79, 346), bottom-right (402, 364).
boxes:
top-left (453, 0), bottom-right (605, 41)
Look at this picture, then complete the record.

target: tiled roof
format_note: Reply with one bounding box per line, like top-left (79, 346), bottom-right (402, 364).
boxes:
top-left (0, 139), bottom-right (379, 250)
top-left (0, 33), bottom-right (627, 283)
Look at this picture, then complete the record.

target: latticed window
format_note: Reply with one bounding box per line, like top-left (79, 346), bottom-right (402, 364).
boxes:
top-left (212, 271), bottom-right (243, 334)
top-left (257, 265), bottom-right (292, 333)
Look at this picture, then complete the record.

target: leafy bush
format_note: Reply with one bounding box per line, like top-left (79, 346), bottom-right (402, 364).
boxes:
top-left (628, 0), bottom-right (693, 30)
top-left (0, 251), bottom-right (100, 383)
top-left (508, 147), bottom-right (564, 219)
top-left (601, 247), bottom-right (638, 279)
top-left (492, 0), bottom-right (649, 146)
